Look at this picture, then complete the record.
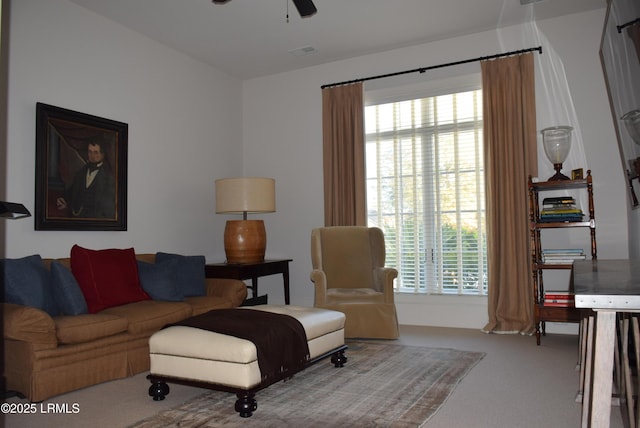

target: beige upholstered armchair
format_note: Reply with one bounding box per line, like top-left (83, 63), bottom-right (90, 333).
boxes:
top-left (310, 226), bottom-right (399, 339)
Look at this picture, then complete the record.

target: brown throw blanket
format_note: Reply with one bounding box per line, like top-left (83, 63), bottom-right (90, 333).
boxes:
top-left (168, 309), bottom-right (310, 384)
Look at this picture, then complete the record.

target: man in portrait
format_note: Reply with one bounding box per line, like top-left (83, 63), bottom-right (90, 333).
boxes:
top-left (56, 134), bottom-right (116, 219)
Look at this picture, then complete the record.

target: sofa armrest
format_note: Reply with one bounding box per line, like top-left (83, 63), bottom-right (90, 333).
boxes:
top-left (3, 303), bottom-right (57, 347)
top-left (204, 278), bottom-right (248, 307)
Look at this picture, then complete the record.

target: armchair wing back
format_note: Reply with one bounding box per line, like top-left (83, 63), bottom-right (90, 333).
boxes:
top-left (310, 226), bottom-right (399, 339)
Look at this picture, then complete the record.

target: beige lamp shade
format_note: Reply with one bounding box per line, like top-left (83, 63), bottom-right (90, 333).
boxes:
top-left (215, 177), bottom-right (275, 264)
top-left (215, 177), bottom-right (275, 214)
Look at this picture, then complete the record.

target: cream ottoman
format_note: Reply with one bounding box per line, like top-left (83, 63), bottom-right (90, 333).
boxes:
top-left (147, 305), bottom-right (347, 417)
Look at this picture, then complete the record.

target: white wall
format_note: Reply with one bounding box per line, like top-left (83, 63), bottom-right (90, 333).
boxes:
top-left (6, 0), bottom-right (242, 259)
top-left (5, 2), bottom-right (631, 330)
top-left (242, 8), bottom-right (629, 330)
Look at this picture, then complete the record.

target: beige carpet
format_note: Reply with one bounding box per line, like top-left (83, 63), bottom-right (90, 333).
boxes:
top-left (129, 341), bottom-right (485, 428)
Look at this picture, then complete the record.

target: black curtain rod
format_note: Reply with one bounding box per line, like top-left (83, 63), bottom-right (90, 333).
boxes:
top-left (320, 46), bottom-right (542, 90)
top-left (618, 17), bottom-right (640, 34)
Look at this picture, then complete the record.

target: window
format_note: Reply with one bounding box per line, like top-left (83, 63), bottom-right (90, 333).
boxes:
top-left (365, 84), bottom-right (487, 295)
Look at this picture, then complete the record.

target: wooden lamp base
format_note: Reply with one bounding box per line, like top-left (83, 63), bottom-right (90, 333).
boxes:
top-left (223, 220), bottom-right (266, 264)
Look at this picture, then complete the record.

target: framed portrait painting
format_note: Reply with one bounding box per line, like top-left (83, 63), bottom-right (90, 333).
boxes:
top-left (35, 103), bottom-right (127, 230)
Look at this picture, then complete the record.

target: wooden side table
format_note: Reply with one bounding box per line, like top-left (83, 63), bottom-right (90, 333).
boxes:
top-left (205, 259), bottom-right (292, 304)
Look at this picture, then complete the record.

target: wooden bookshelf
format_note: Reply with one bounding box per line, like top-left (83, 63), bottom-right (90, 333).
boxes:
top-left (528, 170), bottom-right (596, 345)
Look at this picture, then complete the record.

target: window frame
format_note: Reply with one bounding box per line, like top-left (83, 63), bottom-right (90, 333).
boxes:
top-left (365, 74), bottom-right (487, 296)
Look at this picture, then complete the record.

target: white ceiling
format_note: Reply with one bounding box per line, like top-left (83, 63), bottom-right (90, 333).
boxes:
top-left (69, 0), bottom-right (606, 80)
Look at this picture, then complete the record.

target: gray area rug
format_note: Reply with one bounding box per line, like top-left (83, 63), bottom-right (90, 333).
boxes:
top-left (130, 341), bottom-right (485, 427)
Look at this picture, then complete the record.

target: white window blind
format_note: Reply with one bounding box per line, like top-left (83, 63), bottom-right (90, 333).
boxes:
top-left (365, 88), bottom-right (487, 295)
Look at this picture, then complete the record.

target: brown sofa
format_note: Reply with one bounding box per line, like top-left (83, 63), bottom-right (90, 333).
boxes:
top-left (2, 253), bottom-right (247, 402)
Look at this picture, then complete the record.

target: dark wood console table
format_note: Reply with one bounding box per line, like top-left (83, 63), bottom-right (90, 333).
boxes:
top-left (205, 259), bottom-right (292, 304)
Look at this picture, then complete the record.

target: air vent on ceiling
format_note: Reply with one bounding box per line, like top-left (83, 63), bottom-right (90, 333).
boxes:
top-left (288, 46), bottom-right (318, 56)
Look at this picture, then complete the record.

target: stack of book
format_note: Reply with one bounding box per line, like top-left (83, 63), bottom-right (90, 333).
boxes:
top-left (541, 248), bottom-right (586, 265)
top-left (539, 196), bottom-right (584, 222)
top-left (543, 290), bottom-right (575, 307)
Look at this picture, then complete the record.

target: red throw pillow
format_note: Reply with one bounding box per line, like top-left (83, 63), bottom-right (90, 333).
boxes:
top-left (70, 245), bottom-right (150, 313)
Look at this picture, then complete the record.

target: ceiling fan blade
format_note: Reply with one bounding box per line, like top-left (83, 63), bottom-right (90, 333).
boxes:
top-left (212, 0), bottom-right (317, 18)
top-left (292, 0), bottom-right (317, 17)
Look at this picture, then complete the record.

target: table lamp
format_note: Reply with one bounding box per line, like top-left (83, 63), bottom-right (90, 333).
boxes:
top-left (215, 177), bottom-right (275, 264)
top-left (541, 126), bottom-right (573, 181)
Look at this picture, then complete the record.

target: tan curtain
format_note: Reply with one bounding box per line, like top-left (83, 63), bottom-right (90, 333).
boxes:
top-left (481, 53), bottom-right (538, 335)
top-left (321, 83), bottom-right (366, 226)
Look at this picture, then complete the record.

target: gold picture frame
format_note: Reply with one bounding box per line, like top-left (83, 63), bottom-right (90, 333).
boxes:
top-left (571, 168), bottom-right (584, 180)
top-left (35, 103), bottom-right (128, 231)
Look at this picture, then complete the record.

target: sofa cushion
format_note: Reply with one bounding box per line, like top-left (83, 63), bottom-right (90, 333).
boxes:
top-left (101, 300), bottom-right (192, 334)
top-left (70, 245), bottom-right (150, 313)
top-left (155, 252), bottom-right (206, 297)
top-left (54, 313), bottom-right (129, 344)
top-left (137, 259), bottom-right (183, 302)
top-left (2, 255), bottom-right (59, 316)
top-left (50, 261), bottom-right (88, 316)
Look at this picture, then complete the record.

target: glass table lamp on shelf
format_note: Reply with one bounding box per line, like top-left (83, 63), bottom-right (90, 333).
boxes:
top-left (542, 126), bottom-right (573, 181)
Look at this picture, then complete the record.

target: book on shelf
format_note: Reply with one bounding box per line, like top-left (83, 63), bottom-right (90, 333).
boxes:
top-left (542, 248), bottom-right (584, 254)
top-left (542, 254), bottom-right (586, 259)
top-left (538, 214), bottom-right (584, 223)
top-left (540, 211), bottom-right (583, 218)
top-left (543, 290), bottom-right (574, 307)
top-left (539, 195), bottom-right (583, 222)
top-left (544, 293), bottom-right (575, 300)
top-left (540, 215), bottom-right (584, 223)
top-left (543, 298), bottom-right (574, 305)
top-left (542, 196), bottom-right (576, 205)
top-left (543, 300), bottom-right (575, 307)
top-left (541, 260), bottom-right (582, 265)
top-left (540, 208), bottom-right (582, 215)
top-left (541, 249), bottom-right (586, 264)
top-left (544, 289), bottom-right (573, 295)
top-left (542, 257), bottom-right (586, 264)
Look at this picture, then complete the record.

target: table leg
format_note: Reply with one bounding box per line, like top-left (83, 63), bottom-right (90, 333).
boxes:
top-left (582, 314), bottom-right (595, 427)
top-left (633, 317), bottom-right (640, 428)
top-left (251, 278), bottom-right (258, 299)
top-left (283, 265), bottom-right (290, 305)
top-left (621, 315), bottom-right (635, 428)
top-left (587, 310), bottom-right (616, 428)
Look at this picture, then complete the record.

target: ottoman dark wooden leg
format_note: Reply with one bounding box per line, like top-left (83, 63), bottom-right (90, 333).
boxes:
top-left (148, 377), bottom-right (170, 401)
top-left (235, 391), bottom-right (258, 417)
top-left (331, 349), bottom-right (347, 368)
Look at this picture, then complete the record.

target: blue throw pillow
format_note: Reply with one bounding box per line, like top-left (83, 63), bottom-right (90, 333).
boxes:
top-left (137, 259), bottom-right (184, 302)
top-left (50, 261), bottom-right (88, 315)
top-left (155, 252), bottom-right (206, 297)
top-left (2, 255), bottom-right (59, 316)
